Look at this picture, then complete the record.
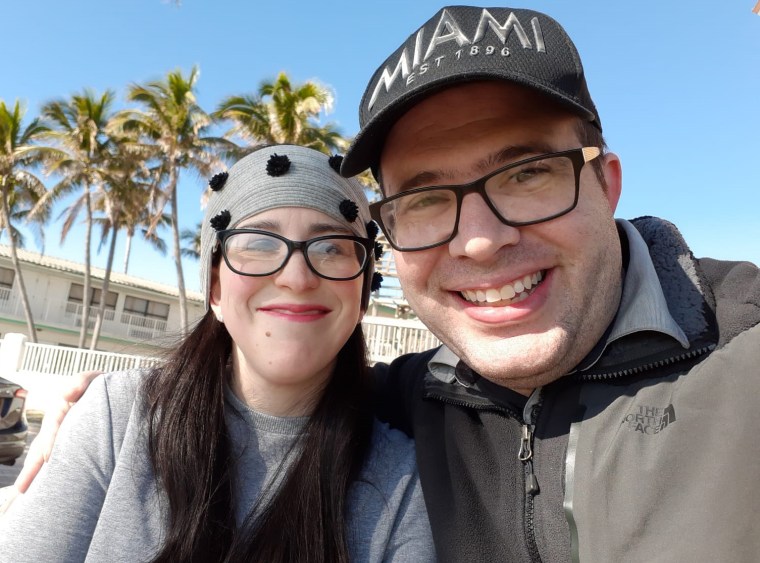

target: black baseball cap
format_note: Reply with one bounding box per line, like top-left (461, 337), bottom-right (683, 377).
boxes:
top-left (341, 5), bottom-right (601, 178)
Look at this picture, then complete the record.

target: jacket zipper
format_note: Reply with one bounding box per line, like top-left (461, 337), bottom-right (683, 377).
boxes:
top-left (521, 389), bottom-right (544, 563)
top-left (575, 344), bottom-right (715, 381)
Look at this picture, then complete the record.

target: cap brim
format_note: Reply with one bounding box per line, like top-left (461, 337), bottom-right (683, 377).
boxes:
top-left (341, 72), bottom-right (598, 179)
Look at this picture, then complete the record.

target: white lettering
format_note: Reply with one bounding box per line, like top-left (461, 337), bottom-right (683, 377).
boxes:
top-left (406, 72), bottom-right (416, 86)
top-left (419, 62), bottom-right (429, 75)
top-left (485, 45), bottom-right (495, 55)
top-left (470, 45), bottom-right (480, 55)
top-left (531, 17), bottom-right (546, 53)
top-left (501, 47), bottom-right (510, 56)
top-left (472, 10), bottom-right (533, 48)
top-left (367, 48), bottom-right (412, 110)
top-left (413, 28), bottom-right (425, 68)
top-left (434, 55), bottom-right (445, 67)
top-left (424, 8), bottom-right (471, 61)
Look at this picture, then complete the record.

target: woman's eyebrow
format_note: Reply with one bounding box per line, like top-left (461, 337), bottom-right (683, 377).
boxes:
top-left (236, 220), bottom-right (353, 236)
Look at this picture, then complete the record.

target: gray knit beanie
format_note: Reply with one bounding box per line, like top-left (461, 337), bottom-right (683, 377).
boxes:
top-left (200, 144), bottom-right (378, 310)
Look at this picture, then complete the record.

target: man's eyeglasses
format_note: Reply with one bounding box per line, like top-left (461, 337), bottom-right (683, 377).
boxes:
top-left (369, 147), bottom-right (601, 252)
top-left (217, 230), bottom-right (372, 281)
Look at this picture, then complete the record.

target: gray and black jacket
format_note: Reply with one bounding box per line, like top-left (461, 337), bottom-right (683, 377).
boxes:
top-left (373, 216), bottom-right (760, 563)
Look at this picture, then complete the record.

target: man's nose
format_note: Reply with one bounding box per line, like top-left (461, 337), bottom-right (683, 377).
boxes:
top-left (447, 192), bottom-right (520, 261)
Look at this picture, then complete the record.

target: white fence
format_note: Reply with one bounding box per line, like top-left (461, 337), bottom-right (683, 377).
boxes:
top-left (20, 343), bottom-right (159, 377)
top-left (363, 317), bottom-right (440, 364)
top-left (1, 317), bottom-right (441, 411)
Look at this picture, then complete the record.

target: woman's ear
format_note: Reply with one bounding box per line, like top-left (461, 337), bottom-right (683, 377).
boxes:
top-left (209, 265), bottom-right (224, 322)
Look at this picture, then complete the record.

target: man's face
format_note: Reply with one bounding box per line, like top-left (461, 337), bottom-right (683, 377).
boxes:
top-left (379, 81), bottom-right (623, 394)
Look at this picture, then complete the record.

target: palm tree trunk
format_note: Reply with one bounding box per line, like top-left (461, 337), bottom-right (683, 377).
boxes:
top-left (90, 223), bottom-right (118, 350)
top-left (0, 183), bottom-right (38, 343)
top-left (78, 186), bottom-right (93, 348)
top-left (168, 167), bottom-right (188, 335)
top-left (123, 229), bottom-right (133, 273)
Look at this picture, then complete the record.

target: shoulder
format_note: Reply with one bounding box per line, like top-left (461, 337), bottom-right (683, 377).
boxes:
top-left (361, 418), bottom-right (418, 484)
top-left (81, 369), bottom-right (148, 416)
top-left (697, 257), bottom-right (760, 343)
top-left (68, 369), bottom-right (152, 448)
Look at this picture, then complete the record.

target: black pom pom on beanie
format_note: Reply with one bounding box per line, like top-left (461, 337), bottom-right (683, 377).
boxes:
top-left (266, 154), bottom-right (291, 176)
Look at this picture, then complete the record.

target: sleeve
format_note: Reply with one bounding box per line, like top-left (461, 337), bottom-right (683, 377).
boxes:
top-left (370, 351), bottom-right (432, 437)
top-left (0, 375), bottom-right (118, 563)
top-left (381, 467), bottom-right (437, 563)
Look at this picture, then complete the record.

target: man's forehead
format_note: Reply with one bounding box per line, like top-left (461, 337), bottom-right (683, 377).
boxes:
top-left (382, 141), bottom-right (562, 193)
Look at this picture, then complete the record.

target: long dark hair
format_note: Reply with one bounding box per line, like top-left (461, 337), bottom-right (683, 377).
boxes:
top-left (143, 309), bottom-right (374, 562)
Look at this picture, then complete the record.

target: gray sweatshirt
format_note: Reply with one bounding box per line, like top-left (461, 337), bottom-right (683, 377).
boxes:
top-left (0, 370), bottom-right (435, 562)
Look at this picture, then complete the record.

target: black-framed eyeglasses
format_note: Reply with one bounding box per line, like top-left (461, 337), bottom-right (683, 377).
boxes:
top-left (369, 146), bottom-right (601, 252)
top-left (217, 229), bottom-right (372, 281)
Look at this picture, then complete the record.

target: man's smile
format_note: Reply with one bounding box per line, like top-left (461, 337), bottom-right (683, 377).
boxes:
top-left (460, 270), bottom-right (545, 306)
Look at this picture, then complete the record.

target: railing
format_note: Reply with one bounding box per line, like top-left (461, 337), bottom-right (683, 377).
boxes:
top-left (119, 311), bottom-right (168, 340)
top-left (64, 301), bottom-right (116, 328)
top-left (362, 316), bottom-right (440, 364)
top-left (6, 317), bottom-right (439, 380)
top-left (19, 343), bottom-right (159, 376)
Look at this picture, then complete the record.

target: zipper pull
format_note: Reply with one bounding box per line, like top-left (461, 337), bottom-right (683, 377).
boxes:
top-left (519, 423), bottom-right (540, 495)
top-left (518, 423), bottom-right (533, 461)
top-left (525, 460), bottom-right (540, 495)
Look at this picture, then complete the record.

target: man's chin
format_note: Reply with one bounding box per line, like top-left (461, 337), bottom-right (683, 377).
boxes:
top-left (451, 336), bottom-right (571, 389)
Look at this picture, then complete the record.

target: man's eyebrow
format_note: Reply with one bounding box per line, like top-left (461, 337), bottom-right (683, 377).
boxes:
top-left (478, 143), bottom-right (557, 173)
top-left (392, 143), bottom-right (560, 192)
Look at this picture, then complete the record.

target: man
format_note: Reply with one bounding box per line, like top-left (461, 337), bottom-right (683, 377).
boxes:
top-left (8, 6), bottom-right (760, 562)
top-left (339, 6), bottom-right (760, 562)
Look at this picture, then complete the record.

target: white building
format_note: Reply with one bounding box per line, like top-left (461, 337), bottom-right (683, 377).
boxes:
top-left (0, 245), bottom-right (205, 356)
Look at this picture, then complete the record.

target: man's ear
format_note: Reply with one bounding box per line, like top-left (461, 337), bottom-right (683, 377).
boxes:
top-left (602, 152), bottom-right (623, 212)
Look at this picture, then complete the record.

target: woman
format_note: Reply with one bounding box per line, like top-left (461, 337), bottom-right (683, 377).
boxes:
top-left (0, 145), bottom-right (434, 562)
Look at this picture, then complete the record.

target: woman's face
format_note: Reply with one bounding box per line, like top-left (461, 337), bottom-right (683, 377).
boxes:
top-left (210, 207), bottom-right (365, 414)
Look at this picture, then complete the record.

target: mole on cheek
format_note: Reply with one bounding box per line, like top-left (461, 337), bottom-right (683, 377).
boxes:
top-left (265, 331), bottom-right (271, 337)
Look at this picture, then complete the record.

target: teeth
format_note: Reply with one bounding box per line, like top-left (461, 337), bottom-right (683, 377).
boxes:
top-left (486, 289), bottom-right (501, 303)
top-left (461, 270), bottom-right (545, 305)
top-left (500, 284), bottom-right (516, 300)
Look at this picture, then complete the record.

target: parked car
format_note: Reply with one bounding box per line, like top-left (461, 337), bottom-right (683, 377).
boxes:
top-left (0, 377), bottom-right (28, 466)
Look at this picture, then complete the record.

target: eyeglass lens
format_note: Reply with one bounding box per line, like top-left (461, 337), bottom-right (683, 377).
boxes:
top-left (223, 232), bottom-right (367, 279)
top-left (380, 153), bottom-right (578, 250)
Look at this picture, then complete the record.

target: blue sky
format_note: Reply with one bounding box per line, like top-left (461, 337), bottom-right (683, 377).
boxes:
top-left (4, 0), bottom-right (760, 293)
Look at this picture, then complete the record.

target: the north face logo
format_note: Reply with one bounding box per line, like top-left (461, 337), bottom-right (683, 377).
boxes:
top-left (621, 404), bottom-right (676, 435)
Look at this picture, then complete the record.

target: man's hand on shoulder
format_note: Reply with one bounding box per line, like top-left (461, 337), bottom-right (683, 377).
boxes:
top-left (0, 370), bottom-right (102, 514)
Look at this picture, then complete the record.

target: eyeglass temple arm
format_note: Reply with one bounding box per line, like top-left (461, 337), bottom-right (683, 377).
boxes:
top-left (582, 146), bottom-right (601, 163)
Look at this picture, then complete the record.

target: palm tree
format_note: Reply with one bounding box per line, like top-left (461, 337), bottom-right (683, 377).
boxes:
top-left (180, 221), bottom-right (201, 260)
top-left (120, 184), bottom-right (168, 274)
top-left (216, 72), bottom-right (381, 197)
top-left (88, 143), bottom-right (158, 349)
top-left (42, 90), bottom-right (118, 348)
top-left (112, 67), bottom-right (236, 334)
top-left (216, 71), bottom-right (348, 153)
top-left (0, 100), bottom-right (59, 343)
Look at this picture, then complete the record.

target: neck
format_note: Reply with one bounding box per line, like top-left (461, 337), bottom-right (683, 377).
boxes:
top-left (229, 355), bottom-right (333, 417)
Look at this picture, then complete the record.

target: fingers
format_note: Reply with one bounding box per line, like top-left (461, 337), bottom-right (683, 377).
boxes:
top-left (61, 370), bottom-right (103, 403)
top-left (12, 370), bottom-right (103, 494)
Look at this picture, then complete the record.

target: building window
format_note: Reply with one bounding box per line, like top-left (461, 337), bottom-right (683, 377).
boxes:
top-left (0, 267), bottom-right (15, 289)
top-left (123, 296), bottom-right (170, 320)
top-left (0, 267), bottom-right (15, 300)
top-left (68, 283), bottom-right (118, 309)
